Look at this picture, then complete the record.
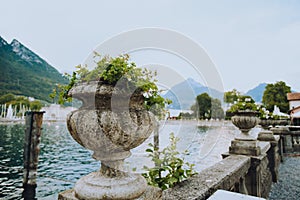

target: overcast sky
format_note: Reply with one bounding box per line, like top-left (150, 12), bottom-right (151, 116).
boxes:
top-left (1, 0), bottom-right (300, 93)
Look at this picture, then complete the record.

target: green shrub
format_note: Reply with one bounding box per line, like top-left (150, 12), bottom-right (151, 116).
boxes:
top-left (142, 133), bottom-right (197, 190)
top-left (50, 54), bottom-right (171, 114)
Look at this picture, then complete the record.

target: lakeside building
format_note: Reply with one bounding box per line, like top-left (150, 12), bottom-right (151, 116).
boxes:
top-left (41, 104), bottom-right (76, 121)
top-left (287, 93), bottom-right (300, 125)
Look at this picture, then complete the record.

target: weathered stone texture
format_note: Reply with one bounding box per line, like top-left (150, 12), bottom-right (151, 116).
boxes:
top-left (258, 132), bottom-right (281, 182)
top-left (58, 186), bottom-right (162, 200)
top-left (59, 81), bottom-right (158, 200)
top-left (163, 138), bottom-right (279, 200)
top-left (163, 155), bottom-right (251, 200)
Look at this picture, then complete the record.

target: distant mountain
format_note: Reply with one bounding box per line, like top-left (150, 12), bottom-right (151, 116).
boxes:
top-left (0, 36), bottom-right (67, 101)
top-left (246, 82), bottom-right (297, 103)
top-left (246, 83), bottom-right (267, 103)
top-left (163, 78), bottom-right (223, 110)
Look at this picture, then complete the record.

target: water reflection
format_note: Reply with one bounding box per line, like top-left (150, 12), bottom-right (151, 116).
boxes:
top-left (0, 124), bottom-right (24, 199)
top-left (0, 122), bottom-right (99, 199)
top-left (37, 123), bottom-right (99, 198)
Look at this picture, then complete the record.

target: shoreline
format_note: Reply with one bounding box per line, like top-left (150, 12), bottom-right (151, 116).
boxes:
top-left (0, 118), bottom-right (67, 124)
top-left (0, 118), bottom-right (234, 126)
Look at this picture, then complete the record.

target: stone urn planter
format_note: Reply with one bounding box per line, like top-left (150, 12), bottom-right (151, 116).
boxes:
top-left (259, 119), bottom-right (290, 129)
top-left (65, 80), bottom-right (156, 199)
top-left (259, 119), bottom-right (274, 130)
top-left (229, 110), bottom-right (261, 156)
top-left (231, 110), bottom-right (259, 140)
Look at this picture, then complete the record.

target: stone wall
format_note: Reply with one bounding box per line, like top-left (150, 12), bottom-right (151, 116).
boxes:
top-left (163, 132), bottom-right (280, 200)
top-left (59, 126), bottom-right (282, 200)
top-left (271, 127), bottom-right (300, 154)
top-left (163, 155), bottom-right (251, 200)
top-left (59, 135), bottom-right (280, 200)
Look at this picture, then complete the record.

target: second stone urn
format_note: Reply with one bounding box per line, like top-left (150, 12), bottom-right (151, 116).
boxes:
top-left (231, 110), bottom-right (259, 140)
top-left (259, 119), bottom-right (289, 130)
top-left (230, 110), bottom-right (261, 156)
top-left (66, 80), bottom-right (156, 199)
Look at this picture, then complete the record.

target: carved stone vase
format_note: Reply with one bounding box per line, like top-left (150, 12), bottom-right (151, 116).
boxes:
top-left (259, 119), bottom-right (289, 130)
top-left (231, 110), bottom-right (259, 140)
top-left (66, 80), bottom-right (155, 199)
top-left (230, 110), bottom-right (261, 156)
top-left (259, 119), bottom-right (273, 130)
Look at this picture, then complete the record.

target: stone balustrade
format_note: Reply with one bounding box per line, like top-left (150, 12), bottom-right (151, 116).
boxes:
top-left (162, 129), bottom-right (281, 200)
top-left (163, 155), bottom-right (251, 199)
top-left (57, 128), bottom-right (282, 200)
top-left (271, 126), bottom-right (300, 154)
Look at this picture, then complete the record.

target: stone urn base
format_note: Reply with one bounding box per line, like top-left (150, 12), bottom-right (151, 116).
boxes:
top-left (58, 185), bottom-right (162, 200)
top-left (74, 171), bottom-right (146, 199)
top-left (229, 129), bottom-right (262, 156)
top-left (257, 130), bottom-right (276, 141)
top-left (229, 140), bottom-right (261, 156)
top-left (229, 130), bottom-right (262, 156)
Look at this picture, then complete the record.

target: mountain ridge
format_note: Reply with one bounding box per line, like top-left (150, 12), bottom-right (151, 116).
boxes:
top-left (0, 36), bottom-right (67, 102)
top-left (246, 83), bottom-right (267, 103)
top-left (163, 78), bottom-right (223, 110)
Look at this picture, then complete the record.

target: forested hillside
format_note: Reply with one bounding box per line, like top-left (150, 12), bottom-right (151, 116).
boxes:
top-left (0, 36), bottom-right (67, 102)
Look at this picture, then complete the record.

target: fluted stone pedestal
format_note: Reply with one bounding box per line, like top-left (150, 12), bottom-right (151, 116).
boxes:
top-left (58, 186), bottom-right (162, 200)
top-left (257, 130), bottom-right (276, 141)
top-left (229, 127), bottom-right (261, 156)
top-left (229, 139), bottom-right (261, 156)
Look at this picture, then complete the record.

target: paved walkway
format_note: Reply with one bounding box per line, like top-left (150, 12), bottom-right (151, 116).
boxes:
top-left (269, 156), bottom-right (300, 200)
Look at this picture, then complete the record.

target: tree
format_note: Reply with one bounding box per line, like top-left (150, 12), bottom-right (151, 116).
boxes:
top-left (191, 93), bottom-right (224, 119)
top-left (0, 93), bottom-right (16, 104)
top-left (211, 98), bottom-right (225, 119)
top-left (195, 93), bottom-right (212, 119)
top-left (262, 81), bottom-right (291, 113)
top-left (178, 112), bottom-right (193, 119)
top-left (30, 100), bottom-right (43, 111)
top-left (9, 96), bottom-right (30, 108)
top-left (224, 89), bottom-right (241, 104)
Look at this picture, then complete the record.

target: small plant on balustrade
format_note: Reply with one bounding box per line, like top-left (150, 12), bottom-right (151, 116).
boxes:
top-left (141, 133), bottom-right (197, 190)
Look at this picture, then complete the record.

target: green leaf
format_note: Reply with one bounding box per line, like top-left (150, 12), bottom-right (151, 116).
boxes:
top-left (146, 148), bottom-right (153, 153)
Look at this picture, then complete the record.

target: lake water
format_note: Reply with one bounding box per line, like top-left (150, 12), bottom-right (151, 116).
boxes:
top-left (0, 120), bottom-right (260, 199)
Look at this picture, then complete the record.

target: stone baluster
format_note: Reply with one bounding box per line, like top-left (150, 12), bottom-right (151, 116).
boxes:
top-left (257, 130), bottom-right (280, 182)
top-left (238, 177), bottom-right (248, 195)
top-left (292, 135), bottom-right (300, 151)
top-left (226, 110), bottom-right (273, 198)
top-left (271, 126), bottom-right (292, 153)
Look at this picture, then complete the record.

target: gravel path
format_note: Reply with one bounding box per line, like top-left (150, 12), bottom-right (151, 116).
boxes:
top-left (269, 156), bottom-right (300, 200)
